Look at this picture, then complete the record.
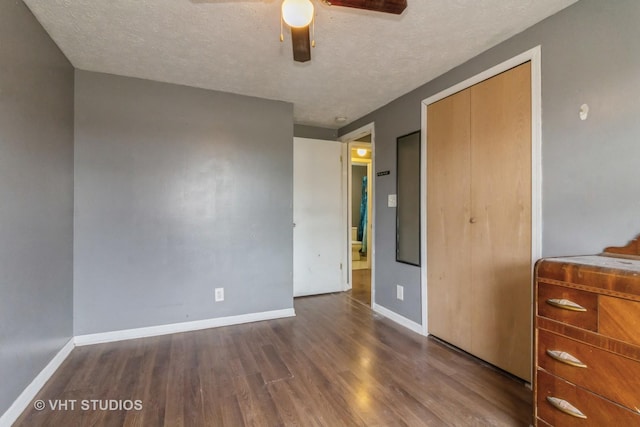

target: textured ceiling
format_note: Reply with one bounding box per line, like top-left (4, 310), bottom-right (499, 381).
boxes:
top-left (23, 0), bottom-right (578, 128)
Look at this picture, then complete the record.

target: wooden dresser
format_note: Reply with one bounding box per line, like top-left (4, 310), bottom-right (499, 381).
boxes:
top-left (534, 236), bottom-right (640, 426)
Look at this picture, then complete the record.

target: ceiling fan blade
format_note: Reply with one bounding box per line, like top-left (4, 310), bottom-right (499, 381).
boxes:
top-left (291, 25), bottom-right (311, 63)
top-left (323, 0), bottom-right (407, 14)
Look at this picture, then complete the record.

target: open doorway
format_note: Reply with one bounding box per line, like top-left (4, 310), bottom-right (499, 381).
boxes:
top-left (342, 124), bottom-right (375, 307)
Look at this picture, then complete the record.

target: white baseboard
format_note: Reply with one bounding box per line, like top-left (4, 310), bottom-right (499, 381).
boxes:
top-left (372, 303), bottom-right (424, 335)
top-left (1, 308), bottom-right (296, 425)
top-left (0, 338), bottom-right (75, 427)
top-left (74, 308), bottom-right (296, 346)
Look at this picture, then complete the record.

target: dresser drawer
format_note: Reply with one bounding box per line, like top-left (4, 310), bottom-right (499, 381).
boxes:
top-left (537, 329), bottom-right (640, 411)
top-left (536, 369), bottom-right (640, 426)
top-left (599, 295), bottom-right (640, 346)
top-left (537, 282), bottom-right (598, 331)
top-left (536, 418), bottom-right (552, 427)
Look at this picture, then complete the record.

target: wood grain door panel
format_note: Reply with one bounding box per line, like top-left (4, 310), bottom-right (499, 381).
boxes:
top-left (426, 89), bottom-right (472, 350)
top-left (469, 62), bottom-right (532, 381)
top-left (426, 63), bottom-right (533, 382)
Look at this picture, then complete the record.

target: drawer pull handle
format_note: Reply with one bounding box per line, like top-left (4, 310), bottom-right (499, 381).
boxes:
top-left (546, 350), bottom-right (587, 368)
top-left (546, 298), bottom-right (587, 312)
top-left (547, 396), bottom-right (587, 419)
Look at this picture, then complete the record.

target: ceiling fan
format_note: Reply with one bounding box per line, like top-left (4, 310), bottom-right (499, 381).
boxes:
top-left (281, 0), bottom-right (407, 62)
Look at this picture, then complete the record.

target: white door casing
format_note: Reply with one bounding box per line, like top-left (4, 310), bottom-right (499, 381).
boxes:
top-left (340, 123), bottom-right (376, 303)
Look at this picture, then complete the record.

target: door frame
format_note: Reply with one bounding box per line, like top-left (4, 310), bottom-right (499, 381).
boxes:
top-left (347, 149), bottom-right (373, 272)
top-left (420, 46), bottom-right (543, 343)
top-left (340, 123), bottom-right (376, 304)
top-left (349, 149), bottom-right (372, 271)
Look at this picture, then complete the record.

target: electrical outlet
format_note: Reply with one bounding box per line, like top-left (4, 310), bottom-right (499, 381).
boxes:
top-left (215, 288), bottom-right (224, 302)
top-left (396, 285), bottom-right (404, 301)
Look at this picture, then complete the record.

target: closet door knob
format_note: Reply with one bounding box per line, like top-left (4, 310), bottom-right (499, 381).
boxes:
top-left (469, 217), bottom-right (477, 224)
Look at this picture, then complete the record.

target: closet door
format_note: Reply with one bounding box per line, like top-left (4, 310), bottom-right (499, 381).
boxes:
top-left (469, 62), bottom-right (532, 381)
top-left (426, 89), bottom-right (472, 350)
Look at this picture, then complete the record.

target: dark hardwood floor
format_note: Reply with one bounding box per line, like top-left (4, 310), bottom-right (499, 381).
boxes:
top-left (349, 268), bottom-right (371, 306)
top-left (16, 293), bottom-right (531, 426)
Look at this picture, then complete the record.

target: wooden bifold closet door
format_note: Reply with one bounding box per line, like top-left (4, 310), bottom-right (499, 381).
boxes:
top-left (427, 62), bottom-right (532, 381)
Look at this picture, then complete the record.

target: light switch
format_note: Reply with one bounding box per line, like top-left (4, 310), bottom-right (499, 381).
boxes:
top-left (388, 194), bottom-right (397, 208)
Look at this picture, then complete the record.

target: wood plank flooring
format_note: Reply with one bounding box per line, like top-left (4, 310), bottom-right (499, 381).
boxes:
top-left (15, 293), bottom-right (531, 426)
top-left (349, 269), bottom-right (371, 306)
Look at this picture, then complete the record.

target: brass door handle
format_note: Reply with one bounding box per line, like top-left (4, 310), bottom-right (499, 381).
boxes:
top-left (546, 350), bottom-right (587, 368)
top-left (546, 298), bottom-right (587, 312)
top-left (546, 396), bottom-right (587, 419)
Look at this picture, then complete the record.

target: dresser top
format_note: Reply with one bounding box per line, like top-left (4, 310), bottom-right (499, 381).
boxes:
top-left (537, 235), bottom-right (640, 296)
top-left (544, 255), bottom-right (640, 274)
top-left (537, 254), bottom-right (640, 297)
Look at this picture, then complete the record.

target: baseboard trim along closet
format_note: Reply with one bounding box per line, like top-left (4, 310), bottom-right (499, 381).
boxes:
top-left (74, 308), bottom-right (296, 346)
top-left (372, 303), bottom-right (423, 335)
top-left (0, 339), bottom-right (75, 427)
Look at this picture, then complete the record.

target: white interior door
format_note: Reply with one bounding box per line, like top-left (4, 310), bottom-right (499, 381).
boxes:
top-left (293, 137), bottom-right (344, 297)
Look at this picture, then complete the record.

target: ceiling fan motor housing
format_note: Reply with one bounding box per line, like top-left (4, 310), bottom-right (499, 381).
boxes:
top-left (286, 0), bottom-right (407, 62)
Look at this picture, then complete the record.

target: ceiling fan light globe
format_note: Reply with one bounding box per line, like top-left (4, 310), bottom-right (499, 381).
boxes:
top-left (282, 0), bottom-right (314, 28)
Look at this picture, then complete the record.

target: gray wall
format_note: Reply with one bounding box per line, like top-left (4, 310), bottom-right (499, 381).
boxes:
top-left (340, 0), bottom-right (640, 323)
top-left (0, 0), bottom-right (74, 417)
top-left (294, 124), bottom-right (338, 141)
top-left (74, 71), bottom-right (294, 335)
